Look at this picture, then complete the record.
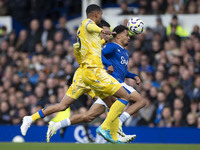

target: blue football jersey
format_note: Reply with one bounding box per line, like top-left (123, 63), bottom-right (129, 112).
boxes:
top-left (102, 42), bottom-right (130, 83)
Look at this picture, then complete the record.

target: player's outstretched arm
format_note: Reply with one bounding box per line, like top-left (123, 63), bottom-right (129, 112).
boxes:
top-left (101, 28), bottom-right (116, 35)
top-left (86, 21), bottom-right (103, 33)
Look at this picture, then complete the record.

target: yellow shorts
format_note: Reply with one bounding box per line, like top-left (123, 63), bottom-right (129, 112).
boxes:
top-left (82, 67), bottom-right (122, 99)
top-left (66, 67), bottom-right (95, 99)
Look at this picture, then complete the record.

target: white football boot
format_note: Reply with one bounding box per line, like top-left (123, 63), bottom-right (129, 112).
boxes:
top-left (20, 116), bottom-right (33, 136)
top-left (118, 134), bottom-right (136, 143)
top-left (117, 125), bottom-right (126, 137)
top-left (117, 125), bottom-right (136, 143)
top-left (46, 121), bottom-right (57, 143)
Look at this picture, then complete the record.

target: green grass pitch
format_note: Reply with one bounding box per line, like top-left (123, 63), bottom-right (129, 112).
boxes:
top-left (0, 143), bottom-right (200, 150)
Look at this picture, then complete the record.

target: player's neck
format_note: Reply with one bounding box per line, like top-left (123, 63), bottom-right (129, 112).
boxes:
top-left (115, 41), bottom-right (125, 48)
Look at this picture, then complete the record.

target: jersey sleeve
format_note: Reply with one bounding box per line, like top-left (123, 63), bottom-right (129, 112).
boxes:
top-left (73, 42), bottom-right (82, 65)
top-left (126, 70), bottom-right (138, 79)
top-left (85, 19), bottom-right (103, 33)
top-left (102, 43), bottom-right (115, 55)
top-left (101, 43), bottom-right (115, 67)
top-left (101, 39), bottom-right (106, 46)
top-left (102, 53), bottom-right (112, 67)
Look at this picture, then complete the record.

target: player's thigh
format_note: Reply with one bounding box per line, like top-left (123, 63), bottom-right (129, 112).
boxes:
top-left (121, 82), bottom-right (142, 102)
top-left (85, 103), bottom-right (106, 119)
top-left (66, 84), bottom-right (89, 100)
top-left (82, 68), bottom-right (122, 99)
top-left (112, 86), bottom-right (130, 101)
top-left (66, 69), bottom-right (91, 99)
top-left (121, 82), bottom-right (136, 94)
top-left (59, 95), bottom-right (76, 107)
top-left (95, 69), bottom-right (131, 100)
top-left (87, 90), bottom-right (96, 99)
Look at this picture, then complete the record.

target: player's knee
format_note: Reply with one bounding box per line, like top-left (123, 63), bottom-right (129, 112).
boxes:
top-left (140, 98), bottom-right (147, 108)
top-left (129, 94), bottom-right (146, 108)
top-left (135, 96), bottom-right (146, 108)
top-left (126, 94), bottom-right (132, 101)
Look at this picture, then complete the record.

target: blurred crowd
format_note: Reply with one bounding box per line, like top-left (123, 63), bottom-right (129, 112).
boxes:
top-left (118, 0), bottom-right (200, 15)
top-left (0, 0), bottom-right (200, 128)
top-left (1, 0), bottom-right (200, 20)
top-left (0, 0), bottom-right (82, 27)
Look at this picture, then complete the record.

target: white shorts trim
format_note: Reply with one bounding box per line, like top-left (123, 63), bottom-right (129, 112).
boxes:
top-left (94, 97), bottom-right (107, 107)
top-left (121, 82), bottom-right (136, 93)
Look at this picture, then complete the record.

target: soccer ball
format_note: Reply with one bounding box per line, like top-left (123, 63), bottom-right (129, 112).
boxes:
top-left (127, 17), bottom-right (144, 35)
top-left (12, 135), bottom-right (25, 143)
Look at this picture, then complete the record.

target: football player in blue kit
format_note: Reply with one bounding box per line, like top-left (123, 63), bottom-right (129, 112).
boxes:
top-left (100, 25), bottom-right (146, 134)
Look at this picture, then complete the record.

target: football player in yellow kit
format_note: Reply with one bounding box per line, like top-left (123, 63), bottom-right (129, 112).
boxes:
top-left (20, 15), bottom-right (114, 138)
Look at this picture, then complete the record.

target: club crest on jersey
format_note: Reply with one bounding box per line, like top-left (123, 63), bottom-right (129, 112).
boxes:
top-left (121, 56), bottom-right (128, 66)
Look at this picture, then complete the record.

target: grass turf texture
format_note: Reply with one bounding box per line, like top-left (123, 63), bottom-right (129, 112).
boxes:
top-left (0, 143), bottom-right (200, 150)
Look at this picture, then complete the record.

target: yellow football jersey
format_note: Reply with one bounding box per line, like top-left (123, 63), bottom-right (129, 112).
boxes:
top-left (73, 39), bottom-right (105, 67)
top-left (77, 19), bottom-right (104, 68)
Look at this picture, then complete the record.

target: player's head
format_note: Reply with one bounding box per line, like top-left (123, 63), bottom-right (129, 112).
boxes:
top-left (98, 19), bottom-right (110, 28)
top-left (86, 4), bottom-right (102, 24)
top-left (113, 25), bottom-right (130, 47)
top-left (98, 20), bottom-right (110, 39)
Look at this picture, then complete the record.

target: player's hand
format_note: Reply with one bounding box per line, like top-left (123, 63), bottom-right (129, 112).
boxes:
top-left (134, 76), bottom-right (141, 85)
top-left (102, 29), bottom-right (116, 35)
top-left (107, 65), bottom-right (114, 74)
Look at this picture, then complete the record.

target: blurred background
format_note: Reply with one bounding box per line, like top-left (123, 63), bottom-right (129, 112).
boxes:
top-left (0, 0), bottom-right (200, 143)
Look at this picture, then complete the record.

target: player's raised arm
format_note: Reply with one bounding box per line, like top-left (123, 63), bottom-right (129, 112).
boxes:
top-left (86, 21), bottom-right (115, 35)
top-left (86, 20), bottom-right (103, 33)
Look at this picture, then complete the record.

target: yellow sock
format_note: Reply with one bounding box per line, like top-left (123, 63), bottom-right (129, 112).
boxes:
top-left (31, 112), bottom-right (40, 122)
top-left (110, 117), bottom-right (119, 141)
top-left (31, 109), bottom-right (45, 121)
top-left (101, 99), bottom-right (127, 130)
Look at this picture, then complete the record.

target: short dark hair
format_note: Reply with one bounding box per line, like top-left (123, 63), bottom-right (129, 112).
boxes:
top-left (86, 4), bottom-right (101, 15)
top-left (112, 25), bottom-right (128, 38)
top-left (98, 19), bottom-right (110, 28)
